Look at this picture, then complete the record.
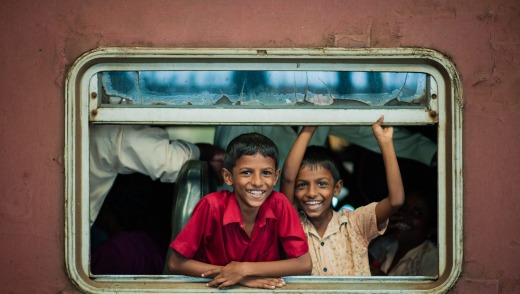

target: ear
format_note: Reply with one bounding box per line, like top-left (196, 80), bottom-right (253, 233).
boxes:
top-left (273, 168), bottom-right (281, 185)
top-left (221, 168), bottom-right (234, 186)
top-left (333, 179), bottom-right (344, 196)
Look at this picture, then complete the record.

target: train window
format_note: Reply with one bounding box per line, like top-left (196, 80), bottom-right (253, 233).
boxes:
top-left (65, 48), bottom-right (462, 293)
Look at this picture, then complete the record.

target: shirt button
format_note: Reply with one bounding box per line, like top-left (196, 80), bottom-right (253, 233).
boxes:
top-left (323, 267), bottom-right (328, 272)
top-left (320, 242), bottom-right (325, 246)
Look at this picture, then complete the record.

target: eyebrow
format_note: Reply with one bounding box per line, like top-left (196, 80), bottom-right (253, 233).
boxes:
top-left (237, 166), bottom-right (276, 171)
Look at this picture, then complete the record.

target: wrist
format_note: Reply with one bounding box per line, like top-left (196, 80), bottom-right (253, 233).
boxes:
top-left (242, 262), bottom-right (253, 277)
top-left (243, 262), bottom-right (253, 277)
top-left (378, 141), bottom-right (395, 152)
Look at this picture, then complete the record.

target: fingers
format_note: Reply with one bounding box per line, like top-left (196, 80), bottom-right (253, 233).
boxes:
top-left (201, 268), bottom-right (220, 278)
top-left (259, 278), bottom-right (286, 289)
top-left (372, 115), bottom-right (384, 130)
top-left (206, 276), bottom-right (238, 289)
top-left (239, 277), bottom-right (286, 289)
top-left (207, 276), bottom-right (287, 290)
top-left (218, 280), bottom-right (236, 289)
top-left (206, 275), bottom-right (226, 288)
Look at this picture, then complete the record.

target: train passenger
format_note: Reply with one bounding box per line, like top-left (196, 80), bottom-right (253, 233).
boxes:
top-left (280, 116), bottom-right (405, 275)
top-left (369, 188), bottom-right (438, 276)
top-left (214, 124), bottom-right (436, 192)
top-left (89, 124), bottom-right (224, 226)
top-left (168, 132), bottom-right (311, 289)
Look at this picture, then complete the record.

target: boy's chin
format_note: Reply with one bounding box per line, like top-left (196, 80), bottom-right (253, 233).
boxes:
top-left (302, 210), bottom-right (326, 219)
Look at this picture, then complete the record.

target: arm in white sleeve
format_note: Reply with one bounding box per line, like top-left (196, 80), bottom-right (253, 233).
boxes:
top-left (329, 126), bottom-right (437, 166)
top-left (117, 125), bottom-right (200, 182)
top-left (89, 125), bottom-right (200, 225)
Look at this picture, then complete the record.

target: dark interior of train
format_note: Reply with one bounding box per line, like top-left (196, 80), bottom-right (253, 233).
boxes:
top-left (89, 124), bottom-right (438, 277)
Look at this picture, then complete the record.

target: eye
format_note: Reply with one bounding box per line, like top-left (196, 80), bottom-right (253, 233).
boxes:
top-left (262, 170), bottom-right (273, 176)
top-left (240, 170), bottom-right (252, 175)
top-left (317, 181), bottom-right (328, 187)
top-left (296, 182), bottom-right (308, 189)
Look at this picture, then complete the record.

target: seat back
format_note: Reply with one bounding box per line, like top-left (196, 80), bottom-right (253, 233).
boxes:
top-left (163, 160), bottom-right (209, 274)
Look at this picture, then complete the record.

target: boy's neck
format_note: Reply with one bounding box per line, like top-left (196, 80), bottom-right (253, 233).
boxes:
top-left (310, 209), bottom-right (334, 238)
top-left (240, 206), bottom-right (260, 224)
top-left (240, 207), bottom-right (260, 238)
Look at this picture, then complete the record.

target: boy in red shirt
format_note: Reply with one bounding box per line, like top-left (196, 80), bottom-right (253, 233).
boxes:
top-left (168, 133), bottom-right (311, 289)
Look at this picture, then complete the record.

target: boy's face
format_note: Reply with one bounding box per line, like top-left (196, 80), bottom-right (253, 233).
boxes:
top-left (222, 152), bottom-right (280, 211)
top-left (390, 192), bottom-right (434, 243)
top-left (295, 165), bottom-right (342, 221)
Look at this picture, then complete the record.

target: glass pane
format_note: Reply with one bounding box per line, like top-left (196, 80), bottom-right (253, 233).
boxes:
top-left (100, 70), bottom-right (429, 107)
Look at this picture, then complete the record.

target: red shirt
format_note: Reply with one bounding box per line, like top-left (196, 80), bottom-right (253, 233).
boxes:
top-left (170, 190), bottom-right (308, 265)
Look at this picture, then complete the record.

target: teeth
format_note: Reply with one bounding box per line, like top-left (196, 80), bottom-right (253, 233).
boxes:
top-left (248, 190), bottom-right (263, 195)
top-left (395, 222), bottom-right (411, 231)
top-left (305, 201), bottom-right (322, 205)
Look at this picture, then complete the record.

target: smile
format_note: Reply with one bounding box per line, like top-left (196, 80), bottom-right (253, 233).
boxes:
top-left (303, 200), bottom-right (323, 210)
top-left (394, 222), bottom-right (411, 231)
top-left (247, 189), bottom-right (265, 199)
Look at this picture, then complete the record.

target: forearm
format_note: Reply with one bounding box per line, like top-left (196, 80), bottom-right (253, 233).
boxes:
top-left (239, 253), bottom-right (312, 278)
top-left (168, 249), bottom-right (220, 277)
top-left (381, 142), bottom-right (405, 207)
top-left (281, 127), bottom-right (317, 203)
top-left (376, 141), bottom-right (405, 223)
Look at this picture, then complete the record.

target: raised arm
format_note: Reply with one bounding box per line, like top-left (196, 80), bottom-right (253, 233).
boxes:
top-left (281, 126), bottom-right (317, 204)
top-left (373, 116), bottom-right (405, 225)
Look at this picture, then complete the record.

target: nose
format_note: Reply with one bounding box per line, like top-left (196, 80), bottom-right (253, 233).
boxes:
top-left (251, 173), bottom-right (262, 187)
top-left (307, 183), bottom-right (318, 198)
top-left (390, 208), bottom-right (405, 223)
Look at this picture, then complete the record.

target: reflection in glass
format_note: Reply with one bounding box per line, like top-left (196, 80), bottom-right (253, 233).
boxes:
top-left (100, 70), bottom-right (429, 107)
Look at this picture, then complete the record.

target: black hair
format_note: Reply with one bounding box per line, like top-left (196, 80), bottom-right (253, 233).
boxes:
top-left (224, 132), bottom-right (279, 171)
top-left (301, 145), bottom-right (341, 183)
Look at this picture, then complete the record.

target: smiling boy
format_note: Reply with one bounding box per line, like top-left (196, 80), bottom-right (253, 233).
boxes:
top-left (281, 116), bottom-right (405, 276)
top-left (168, 133), bottom-right (311, 289)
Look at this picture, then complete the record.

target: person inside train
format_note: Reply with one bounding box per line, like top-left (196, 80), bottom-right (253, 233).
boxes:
top-left (89, 124), bottom-right (225, 226)
top-left (168, 132), bottom-right (311, 289)
top-left (89, 124), bottom-right (225, 275)
top-left (368, 187), bottom-right (438, 276)
top-left (280, 116), bottom-right (405, 275)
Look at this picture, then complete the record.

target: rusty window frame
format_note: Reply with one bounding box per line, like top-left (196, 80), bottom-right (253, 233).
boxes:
top-left (64, 47), bottom-right (463, 293)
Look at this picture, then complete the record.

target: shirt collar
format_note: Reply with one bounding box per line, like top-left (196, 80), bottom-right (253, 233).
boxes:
top-left (301, 210), bottom-right (348, 239)
top-left (223, 191), bottom-right (277, 227)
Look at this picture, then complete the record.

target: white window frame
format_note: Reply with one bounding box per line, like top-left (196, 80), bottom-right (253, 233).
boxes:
top-left (65, 47), bottom-right (463, 293)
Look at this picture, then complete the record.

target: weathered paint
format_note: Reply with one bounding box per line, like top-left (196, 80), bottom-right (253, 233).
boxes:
top-left (0, 0), bottom-right (519, 293)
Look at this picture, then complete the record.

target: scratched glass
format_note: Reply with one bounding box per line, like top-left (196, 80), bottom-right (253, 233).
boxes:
top-left (100, 71), bottom-right (429, 107)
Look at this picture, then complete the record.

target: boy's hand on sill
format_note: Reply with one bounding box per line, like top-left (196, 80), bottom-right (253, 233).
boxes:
top-left (240, 277), bottom-right (286, 289)
top-left (204, 261), bottom-right (247, 289)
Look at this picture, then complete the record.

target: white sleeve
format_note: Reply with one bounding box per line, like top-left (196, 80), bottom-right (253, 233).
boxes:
top-left (117, 125), bottom-right (200, 182)
top-left (89, 125), bottom-right (120, 224)
top-left (89, 125), bottom-right (200, 225)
